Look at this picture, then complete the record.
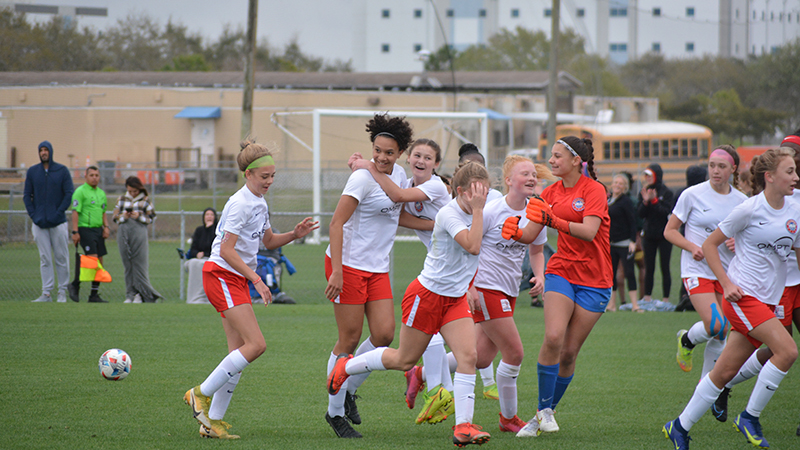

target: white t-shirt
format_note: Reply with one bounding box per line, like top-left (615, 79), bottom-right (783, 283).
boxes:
top-left (209, 185), bottom-right (270, 277)
top-left (672, 181), bottom-right (747, 279)
top-left (487, 188), bottom-right (503, 203)
top-left (404, 175), bottom-right (451, 250)
top-left (786, 190), bottom-right (800, 286)
top-left (474, 196), bottom-right (548, 297)
top-left (719, 193), bottom-right (800, 305)
top-left (418, 199), bottom-right (480, 297)
top-left (326, 164), bottom-right (405, 273)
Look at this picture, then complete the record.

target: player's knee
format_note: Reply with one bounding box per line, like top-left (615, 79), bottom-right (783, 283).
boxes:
top-left (370, 331), bottom-right (394, 348)
top-left (504, 347), bottom-right (524, 366)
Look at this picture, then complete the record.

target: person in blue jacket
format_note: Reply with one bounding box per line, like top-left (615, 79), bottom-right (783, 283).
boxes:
top-left (23, 140), bottom-right (75, 302)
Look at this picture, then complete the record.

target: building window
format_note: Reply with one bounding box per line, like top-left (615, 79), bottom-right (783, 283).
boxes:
top-left (414, 44), bottom-right (422, 53)
top-left (771, 12), bottom-right (774, 21)
top-left (414, 9), bottom-right (422, 18)
top-left (753, 10), bottom-right (756, 20)
top-left (652, 42), bottom-right (661, 53)
top-left (381, 9), bottom-right (390, 18)
top-left (686, 42), bottom-right (694, 52)
top-left (735, 43), bottom-right (739, 53)
top-left (610, 8), bottom-right (627, 17)
top-left (511, 8), bottom-right (520, 18)
top-left (447, 9), bottom-right (454, 18)
top-left (771, 46), bottom-right (780, 54)
top-left (653, 7), bottom-right (661, 17)
top-left (381, 43), bottom-right (390, 53)
top-left (479, 9), bottom-right (486, 18)
top-left (577, 8), bottom-right (585, 18)
top-left (736, 9), bottom-right (739, 19)
top-left (686, 7), bottom-right (694, 17)
top-left (610, 43), bottom-right (628, 52)
top-left (544, 9), bottom-right (551, 17)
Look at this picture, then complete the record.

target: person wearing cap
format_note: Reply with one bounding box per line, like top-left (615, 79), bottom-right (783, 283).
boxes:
top-left (23, 140), bottom-right (74, 303)
top-left (638, 163), bottom-right (675, 305)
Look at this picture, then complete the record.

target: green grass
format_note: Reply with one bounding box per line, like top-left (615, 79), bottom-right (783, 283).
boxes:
top-left (2, 303), bottom-right (799, 450)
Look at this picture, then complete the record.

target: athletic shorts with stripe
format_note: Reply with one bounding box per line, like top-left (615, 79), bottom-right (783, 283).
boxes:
top-left (722, 295), bottom-right (783, 348)
top-left (682, 277), bottom-right (723, 296)
top-left (324, 255), bottom-right (392, 304)
top-left (402, 278), bottom-right (471, 335)
top-left (778, 284), bottom-right (800, 327)
top-left (203, 261), bottom-right (251, 316)
top-left (471, 287), bottom-right (516, 323)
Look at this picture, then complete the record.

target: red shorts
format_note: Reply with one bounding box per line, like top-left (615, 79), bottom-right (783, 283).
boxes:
top-left (723, 295), bottom-right (781, 348)
top-left (471, 287), bottom-right (517, 323)
top-left (325, 255), bottom-right (392, 305)
top-left (682, 277), bottom-right (722, 296)
top-left (401, 278), bottom-right (472, 335)
top-left (203, 261), bottom-right (251, 315)
top-left (778, 284), bottom-right (800, 327)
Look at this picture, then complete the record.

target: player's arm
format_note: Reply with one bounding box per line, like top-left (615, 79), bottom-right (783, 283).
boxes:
top-left (351, 158), bottom-right (429, 203)
top-left (528, 243), bottom-right (545, 297)
top-left (325, 195), bottom-right (358, 300)
top-left (664, 215), bottom-right (703, 260)
top-left (399, 210), bottom-right (433, 231)
top-left (452, 182), bottom-right (487, 255)
top-left (702, 228), bottom-right (742, 302)
top-left (261, 217), bottom-right (319, 249)
top-left (219, 231), bottom-right (272, 303)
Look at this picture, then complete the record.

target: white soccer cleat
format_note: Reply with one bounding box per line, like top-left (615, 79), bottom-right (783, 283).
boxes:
top-left (536, 408), bottom-right (559, 433)
top-left (515, 416), bottom-right (541, 437)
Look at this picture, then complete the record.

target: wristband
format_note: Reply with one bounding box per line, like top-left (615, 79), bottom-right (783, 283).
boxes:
top-left (253, 277), bottom-right (262, 285)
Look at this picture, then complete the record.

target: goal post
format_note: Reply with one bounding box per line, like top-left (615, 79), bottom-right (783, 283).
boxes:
top-left (272, 108), bottom-right (489, 244)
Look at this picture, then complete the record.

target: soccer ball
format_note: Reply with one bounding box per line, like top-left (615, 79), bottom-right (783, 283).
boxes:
top-left (98, 349), bottom-right (132, 381)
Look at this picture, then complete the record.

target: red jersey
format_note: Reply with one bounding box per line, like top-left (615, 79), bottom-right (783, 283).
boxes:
top-left (541, 175), bottom-right (613, 288)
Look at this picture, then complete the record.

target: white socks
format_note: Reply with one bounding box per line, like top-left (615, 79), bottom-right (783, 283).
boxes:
top-left (726, 351), bottom-right (763, 388)
top-left (200, 349), bottom-right (249, 397)
top-left (346, 347), bottom-right (387, 374)
top-left (422, 334), bottom-right (447, 393)
top-left (745, 361), bottom-right (787, 417)
top-left (327, 352), bottom-right (347, 417)
top-left (687, 320), bottom-right (713, 345)
top-left (496, 361), bottom-right (520, 419)
top-left (479, 362), bottom-right (495, 387)
top-left (701, 338), bottom-right (725, 379)
top-left (678, 374), bottom-right (722, 431)
top-left (346, 338), bottom-right (377, 394)
top-left (453, 372), bottom-right (476, 425)
top-left (209, 372), bottom-right (241, 420)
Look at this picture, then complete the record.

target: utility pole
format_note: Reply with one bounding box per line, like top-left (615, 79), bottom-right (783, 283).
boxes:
top-left (545, 0), bottom-right (560, 161)
top-left (241, 0), bottom-right (258, 140)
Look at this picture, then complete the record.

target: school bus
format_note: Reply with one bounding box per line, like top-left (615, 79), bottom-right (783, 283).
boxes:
top-left (539, 121), bottom-right (713, 187)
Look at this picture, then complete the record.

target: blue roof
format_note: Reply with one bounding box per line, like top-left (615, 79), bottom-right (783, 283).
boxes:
top-left (174, 107), bottom-right (221, 119)
top-left (478, 108), bottom-right (511, 121)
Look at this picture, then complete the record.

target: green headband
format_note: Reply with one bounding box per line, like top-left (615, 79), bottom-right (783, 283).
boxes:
top-left (245, 155), bottom-right (275, 171)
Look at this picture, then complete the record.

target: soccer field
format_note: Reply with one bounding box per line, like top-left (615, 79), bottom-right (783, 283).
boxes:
top-left (2, 302), bottom-right (799, 450)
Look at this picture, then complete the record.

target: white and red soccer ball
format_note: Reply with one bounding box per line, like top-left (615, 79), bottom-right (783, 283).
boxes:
top-left (98, 349), bottom-right (132, 380)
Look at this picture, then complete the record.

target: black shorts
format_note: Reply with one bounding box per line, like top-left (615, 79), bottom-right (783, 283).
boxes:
top-left (78, 227), bottom-right (107, 257)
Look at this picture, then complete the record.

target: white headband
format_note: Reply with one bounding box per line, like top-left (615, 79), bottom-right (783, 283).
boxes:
top-left (557, 139), bottom-right (578, 157)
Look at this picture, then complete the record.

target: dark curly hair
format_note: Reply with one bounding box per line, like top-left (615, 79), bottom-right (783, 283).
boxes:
top-left (366, 113), bottom-right (414, 152)
top-left (559, 136), bottom-right (597, 180)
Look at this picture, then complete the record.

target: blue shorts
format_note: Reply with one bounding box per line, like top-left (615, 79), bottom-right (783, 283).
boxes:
top-left (544, 274), bottom-right (611, 313)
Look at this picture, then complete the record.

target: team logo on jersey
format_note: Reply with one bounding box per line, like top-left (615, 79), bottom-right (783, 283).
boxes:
top-left (787, 219), bottom-right (798, 234)
top-left (572, 198), bottom-right (585, 211)
top-left (414, 201), bottom-right (424, 212)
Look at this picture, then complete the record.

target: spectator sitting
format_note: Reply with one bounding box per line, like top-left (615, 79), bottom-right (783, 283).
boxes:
top-left (184, 208), bottom-right (217, 304)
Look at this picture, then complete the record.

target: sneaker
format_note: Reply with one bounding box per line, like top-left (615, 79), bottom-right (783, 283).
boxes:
top-left (327, 353), bottom-right (352, 395)
top-left (483, 384), bottom-right (499, 400)
top-left (426, 396), bottom-right (454, 424)
top-left (452, 422), bottom-right (491, 447)
top-left (124, 298), bottom-right (133, 304)
top-left (663, 418), bottom-right (691, 450)
top-left (404, 365), bottom-right (425, 409)
top-left (32, 294), bottom-right (52, 302)
top-left (132, 293), bottom-right (143, 304)
top-left (56, 291), bottom-right (67, 303)
top-left (733, 411), bottom-right (769, 448)
top-left (199, 420), bottom-right (240, 439)
top-left (272, 292), bottom-right (296, 304)
top-left (88, 293), bottom-right (108, 303)
top-left (68, 283), bottom-right (79, 302)
top-left (325, 412), bottom-right (362, 438)
top-left (712, 387), bottom-right (731, 422)
top-left (536, 408), bottom-right (559, 433)
top-left (416, 386), bottom-right (452, 425)
top-left (184, 386), bottom-right (212, 428)
top-left (499, 414), bottom-right (527, 433)
top-left (515, 416), bottom-right (541, 437)
top-left (676, 329), bottom-right (693, 372)
top-left (344, 391), bottom-right (361, 425)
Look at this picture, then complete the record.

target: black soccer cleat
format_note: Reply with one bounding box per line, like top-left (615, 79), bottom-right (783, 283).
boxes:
top-left (325, 413), bottom-right (362, 438)
top-left (712, 387), bottom-right (730, 422)
top-left (344, 392), bottom-right (361, 425)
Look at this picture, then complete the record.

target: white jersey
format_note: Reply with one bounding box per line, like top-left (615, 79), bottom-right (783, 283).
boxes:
top-left (719, 193), bottom-right (800, 305)
top-left (418, 199), bottom-right (480, 297)
top-left (474, 196), bottom-right (548, 297)
top-left (404, 175), bottom-right (451, 250)
top-left (209, 185), bottom-right (270, 277)
top-left (672, 181), bottom-right (747, 279)
top-left (326, 164), bottom-right (405, 273)
top-left (786, 190), bottom-right (800, 287)
top-left (487, 188), bottom-right (503, 203)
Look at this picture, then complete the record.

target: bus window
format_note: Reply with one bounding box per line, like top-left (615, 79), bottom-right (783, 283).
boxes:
top-left (632, 141), bottom-right (640, 159)
top-left (667, 140), bottom-right (675, 158)
top-left (642, 140), bottom-right (650, 158)
top-left (652, 140), bottom-right (659, 157)
top-left (701, 139), bottom-right (709, 157)
top-left (603, 142), bottom-right (611, 160)
top-left (623, 141), bottom-right (631, 159)
top-left (690, 139), bottom-right (698, 156)
top-left (613, 141), bottom-right (621, 159)
top-left (681, 139), bottom-right (689, 157)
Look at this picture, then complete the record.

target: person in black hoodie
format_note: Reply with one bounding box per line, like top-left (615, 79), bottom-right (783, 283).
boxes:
top-left (607, 173), bottom-right (641, 312)
top-left (23, 140), bottom-right (74, 303)
top-left (185, 208), bottom-right (217, 304)
top-left (638, 163), bottom-right (675, 304)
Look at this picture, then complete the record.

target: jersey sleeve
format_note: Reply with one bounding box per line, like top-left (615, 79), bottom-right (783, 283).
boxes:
top-left (221, 200), bottom-right (248, 236)
top-left (533, 226), bottom-right (548, 245)
top-left (671, 187), bottom-right (693, 223)
top-left (341, 170), bottom-right (373, 203)
top-left (71, 187), bottom-right (84, 213)
top-left (417, 178), bottom-right (448, 203)
top-left (581, 181), bottom-right (608, 218)
top-left (440, 207), bottom-right (469, 239)
top-left (717, 201), bottom-right (752, 238)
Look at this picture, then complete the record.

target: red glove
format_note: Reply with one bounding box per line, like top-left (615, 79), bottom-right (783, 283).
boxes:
top-left (526, 194), bottom-right (571, 235)
top-left (502, 216), bottom-right (524, 241)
